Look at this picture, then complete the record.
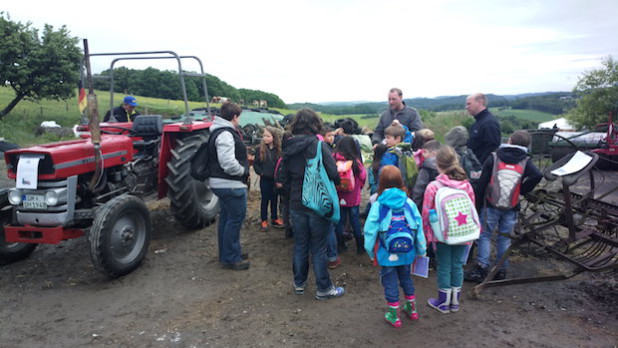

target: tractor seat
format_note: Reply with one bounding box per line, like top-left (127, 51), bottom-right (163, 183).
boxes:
top-left (132, 115), bottom-right (163, 140)
top-left (131, 115), bottom-right (163, 151)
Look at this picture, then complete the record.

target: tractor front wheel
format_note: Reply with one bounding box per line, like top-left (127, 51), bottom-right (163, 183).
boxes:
top-left (0, 214), bottom-right (37, 265)
top-left (89, 195), bottom-right (152, 278)
top-left (166, 131), bottom-right (219, 229)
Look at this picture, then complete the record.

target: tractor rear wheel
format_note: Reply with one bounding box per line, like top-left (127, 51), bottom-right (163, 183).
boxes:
top-left (89, 194), bottom-right (152, 278)
top-left (166, 131), bottom-right (219, 229)
top-left (0, 214), bottom-right (37, 264)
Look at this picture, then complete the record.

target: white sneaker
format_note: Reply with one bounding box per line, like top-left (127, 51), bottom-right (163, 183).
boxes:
top-left (315, 286), bottom-right (345, 300)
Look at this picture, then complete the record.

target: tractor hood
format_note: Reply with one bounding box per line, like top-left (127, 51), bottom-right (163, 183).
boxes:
top-left (5, 135), bottom-right (134, 181)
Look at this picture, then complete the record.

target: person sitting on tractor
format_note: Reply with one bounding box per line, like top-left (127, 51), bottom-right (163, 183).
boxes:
top-left (103, 96), bottom-right (140, 122)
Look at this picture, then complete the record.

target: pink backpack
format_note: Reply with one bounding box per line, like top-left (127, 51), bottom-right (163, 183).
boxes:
top-left (336, 160), bottom-right (355, 192)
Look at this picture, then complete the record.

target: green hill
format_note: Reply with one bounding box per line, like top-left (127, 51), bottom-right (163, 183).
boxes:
top-left (0, 85), bottom-right (554, 147)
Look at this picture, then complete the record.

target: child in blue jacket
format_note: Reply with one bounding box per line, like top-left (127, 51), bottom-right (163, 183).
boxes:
top-left (364, 165), bottom-right (427, 328)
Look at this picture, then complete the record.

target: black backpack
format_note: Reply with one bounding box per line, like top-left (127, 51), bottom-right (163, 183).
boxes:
top-left (190, 128), bottom-right (230, 181)
top-left (459, 148), bottom-right (483, 186)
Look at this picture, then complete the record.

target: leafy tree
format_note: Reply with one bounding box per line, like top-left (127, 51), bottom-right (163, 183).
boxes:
top-left (239, 88), bottom-right (285, 108)
top-left (0, 13), bottom-right (81, 119)
top-left (565, 56), bottom-right (618, 129)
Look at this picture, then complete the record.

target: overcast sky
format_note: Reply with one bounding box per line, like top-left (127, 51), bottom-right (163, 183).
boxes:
top-left (4, 0), bottom-right (618, 104)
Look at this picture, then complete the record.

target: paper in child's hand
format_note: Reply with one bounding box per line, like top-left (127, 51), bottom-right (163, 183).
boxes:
top-left (411, 256), bottom-right (429, 278)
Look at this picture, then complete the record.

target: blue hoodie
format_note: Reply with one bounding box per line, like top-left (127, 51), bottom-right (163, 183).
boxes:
top-left (363, 188), bottom-right (427, 266)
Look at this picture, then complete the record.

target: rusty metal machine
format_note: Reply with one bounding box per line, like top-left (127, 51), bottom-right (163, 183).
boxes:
top-left (473, 150), bottom-right (618, 296)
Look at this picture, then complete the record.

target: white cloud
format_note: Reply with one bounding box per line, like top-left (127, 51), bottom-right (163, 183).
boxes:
top-left (4, 0), bottom-right (618, 103)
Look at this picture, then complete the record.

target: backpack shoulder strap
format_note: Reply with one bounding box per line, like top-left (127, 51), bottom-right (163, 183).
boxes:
top-left (378, 204), bottom-right (390, 222)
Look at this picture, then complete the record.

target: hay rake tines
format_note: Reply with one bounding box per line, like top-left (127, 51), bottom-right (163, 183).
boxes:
top-left (473, 151), bottom-right (618, 296)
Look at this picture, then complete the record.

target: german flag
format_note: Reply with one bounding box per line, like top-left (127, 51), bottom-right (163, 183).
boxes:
top-left (78, 80), bottom-right (87, 114)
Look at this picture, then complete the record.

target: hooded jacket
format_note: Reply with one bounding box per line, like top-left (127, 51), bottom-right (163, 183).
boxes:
top-left (476, 144), bottom-right (543, 210)
top-left (281, 134), bottom-right (340, 212)
top-left (446, 126), bottom-right (483, 188)
top-left (253, 146), bottom-right (280, 179)
top-left (421, 174), bottom-right (476, 244)
top-left (467, 108), bottom-right (501, 164)
top-left (364, 188), bottom-right (426, 266)
top-left (412, 156), bottom-right (438, 208)
top-left (333, 152), bottom-right (366, 207)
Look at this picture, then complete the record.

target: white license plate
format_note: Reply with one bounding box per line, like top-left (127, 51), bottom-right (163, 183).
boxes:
top-left (23, 194), bottom-right (47, 209)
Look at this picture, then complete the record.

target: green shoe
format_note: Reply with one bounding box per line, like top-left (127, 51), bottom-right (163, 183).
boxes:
top-left (402, 297), bottom-right (419, 320)
top-left (384, 303), bottom-right (401, 328)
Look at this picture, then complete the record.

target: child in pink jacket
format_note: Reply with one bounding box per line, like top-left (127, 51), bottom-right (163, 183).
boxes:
top-left (334, 136), bottom-right (366, 254)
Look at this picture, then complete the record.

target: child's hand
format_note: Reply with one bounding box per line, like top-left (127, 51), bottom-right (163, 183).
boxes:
top-left (275, 183), bottom-right (283, 189)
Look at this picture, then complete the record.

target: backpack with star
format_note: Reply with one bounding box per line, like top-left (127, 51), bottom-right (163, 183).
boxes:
top-left (433, 182), bottom-right (480, 245)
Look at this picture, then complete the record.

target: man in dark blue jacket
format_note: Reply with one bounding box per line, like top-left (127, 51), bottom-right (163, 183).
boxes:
top-left (466, 93), bottom-right (501, 164)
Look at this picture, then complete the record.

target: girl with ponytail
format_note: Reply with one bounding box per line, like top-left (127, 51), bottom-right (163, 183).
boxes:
top-left (421, 145), bottom-right (476, 314)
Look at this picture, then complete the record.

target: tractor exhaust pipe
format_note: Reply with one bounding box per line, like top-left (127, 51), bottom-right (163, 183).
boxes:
top-left (83, 39), bottom-right (103, 191)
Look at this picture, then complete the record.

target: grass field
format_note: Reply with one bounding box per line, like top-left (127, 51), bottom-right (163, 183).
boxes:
top-left (490, 107), bottom-right (556, 122)
top-left (0, 86), bottom-right (553, 146)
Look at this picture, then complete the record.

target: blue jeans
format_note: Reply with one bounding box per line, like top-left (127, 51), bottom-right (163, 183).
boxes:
top-left (477, 207), bottom-right (518, 270)
top-left (326, 223), bottom-right (338, 262)
top-left (380, 265), bottom-right (414, 303)
top-left (436, 243), bottom-right (467, 289)
top-left (336, 206), bottom-right (363, 252)
top-left (212, 187), bottom-right (247, 265)
top-left (259, 177), bottom-right (279, 221)
top-left (290, 209), bottom-right (334, 292)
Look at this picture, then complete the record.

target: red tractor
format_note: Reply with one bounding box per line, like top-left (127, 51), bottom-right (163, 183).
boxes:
top-left (0, 50), bottom-right (219, 277)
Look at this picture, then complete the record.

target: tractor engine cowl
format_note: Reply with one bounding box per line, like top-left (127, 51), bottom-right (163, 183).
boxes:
top-left (8, 176), bottom-right (78, 226)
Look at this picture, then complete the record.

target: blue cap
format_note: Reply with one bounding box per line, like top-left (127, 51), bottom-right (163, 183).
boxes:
top-left (123, 96), bottom-right (138, 107)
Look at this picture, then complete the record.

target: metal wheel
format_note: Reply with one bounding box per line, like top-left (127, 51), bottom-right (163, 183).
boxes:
top-left (90, 195), bottom-right (151, 278)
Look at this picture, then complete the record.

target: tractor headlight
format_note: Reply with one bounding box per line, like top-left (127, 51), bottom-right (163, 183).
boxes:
top-left (8, 189), bottom-right (23, 205)
top-left (45, 191), bottom-right (59, 206)
top-left (44, 188), bottom-right (67, 206)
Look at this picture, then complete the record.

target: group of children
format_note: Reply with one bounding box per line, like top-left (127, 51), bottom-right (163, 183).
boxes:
top-left (252, 119), bottom-right (542, 328)
top-left (364, 121), bottom-right (542, 327)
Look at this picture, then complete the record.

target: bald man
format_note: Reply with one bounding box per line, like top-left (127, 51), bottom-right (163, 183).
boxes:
top-left (465, 93), bottom-right (501, 164)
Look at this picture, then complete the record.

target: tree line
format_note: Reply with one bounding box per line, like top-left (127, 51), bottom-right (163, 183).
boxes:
top-left (511, 92), bottom-right (576, 114)
top-left (92, 67), bottom-right (286, 109)
top-left (288, 93), bottom-right (575, 116)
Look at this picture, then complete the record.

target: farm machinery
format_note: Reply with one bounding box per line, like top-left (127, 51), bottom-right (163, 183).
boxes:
top-left (472, 148), bottom-right (618, 296)
top-left (0, 48), bottom-right (219, 277)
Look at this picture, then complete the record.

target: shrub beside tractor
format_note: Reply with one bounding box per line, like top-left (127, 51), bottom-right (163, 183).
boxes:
top-left (0, 49), bottom-right (219, 277)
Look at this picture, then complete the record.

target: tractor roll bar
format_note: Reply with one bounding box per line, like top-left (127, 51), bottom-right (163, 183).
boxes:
top-left (80, 51), bottom-right (211, 120)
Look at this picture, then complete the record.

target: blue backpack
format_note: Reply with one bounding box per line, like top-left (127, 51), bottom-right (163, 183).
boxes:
top-left (378, 203), bottom-right (416, 254)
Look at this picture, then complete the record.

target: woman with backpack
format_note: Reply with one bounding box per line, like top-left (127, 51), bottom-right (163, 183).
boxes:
top-left (421, 145), bottom-right (477, 314)
top-left (364, 165), bottom-right (426, 328)
top-left (280, 108), bottom-right (345, 300)
top-left (333, 136), bottom-right (367, 255)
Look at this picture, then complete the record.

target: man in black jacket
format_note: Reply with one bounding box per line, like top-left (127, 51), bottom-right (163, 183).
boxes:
top-left (466, 93), bottom-right (501, 164)
top-left (103, 96), bottom-right (140, 122)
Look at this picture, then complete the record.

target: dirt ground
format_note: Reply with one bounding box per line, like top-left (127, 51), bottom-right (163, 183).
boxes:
top-left (0, 168), bottom-right (617, 348)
